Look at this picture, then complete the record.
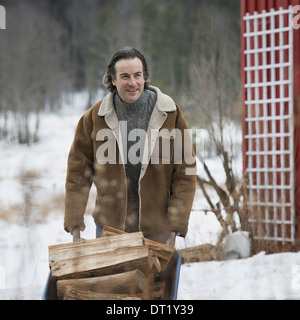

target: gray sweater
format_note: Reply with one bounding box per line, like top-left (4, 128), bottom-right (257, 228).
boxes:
top-left (114, 89), bottom-right (157, 232)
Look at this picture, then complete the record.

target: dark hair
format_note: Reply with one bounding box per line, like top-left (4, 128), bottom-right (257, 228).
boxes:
top-left (103, 47), bottom-right (150, 93)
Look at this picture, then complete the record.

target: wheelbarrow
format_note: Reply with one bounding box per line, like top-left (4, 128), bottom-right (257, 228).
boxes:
top-left (42, 228), bottom-right (182, 300)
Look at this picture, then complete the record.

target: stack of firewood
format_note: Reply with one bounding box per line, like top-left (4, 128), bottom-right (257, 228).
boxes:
top-left (48, 226), bottom-right (175, 300)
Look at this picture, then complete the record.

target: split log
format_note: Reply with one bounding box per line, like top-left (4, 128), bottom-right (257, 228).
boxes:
top-left (58, 287), bottom-right (141, 300)
top-left (101, 226), bottom-right (129, 237)
top-left (146, 238), bottom-right (175, 270)
top-left (49, 232), bottom-right (151, 279)
top-left (56, 269), bottom-right (147, 300)
top-left (151, 256), bottom-right (161, 275)
top-left (49, 232), bottom-right (144, 264)
top-left (178, 244), bottom-right (220, 263)
top-left (102, 226), bottom-right (175, 270)
top-left (51, 246), bottom-right (150, 280)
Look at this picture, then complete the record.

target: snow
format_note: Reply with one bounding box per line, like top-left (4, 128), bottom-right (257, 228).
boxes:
top-left (0, 91), bottom-right (300, 300)
top-left (178, 251), bottom-right (300, 300)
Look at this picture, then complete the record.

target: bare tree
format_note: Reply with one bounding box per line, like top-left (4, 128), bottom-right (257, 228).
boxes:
top-left (0, 2), bottom-right (67, 144)
top-left (185, 5), bottom-right (250, 244)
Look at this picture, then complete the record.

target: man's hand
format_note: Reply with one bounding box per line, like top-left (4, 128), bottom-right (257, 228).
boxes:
top-left (67, 225), bottom-right (84, 235)
top-left (166, 231), bottom-right (180, 247)
top-left (67, 225), bottom-right (84, 242)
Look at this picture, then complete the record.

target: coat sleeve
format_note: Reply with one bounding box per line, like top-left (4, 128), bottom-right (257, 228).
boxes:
top-left (64, 110), bottom-right (94, 233)
top-left (167, 107), bottom-right (197, 237)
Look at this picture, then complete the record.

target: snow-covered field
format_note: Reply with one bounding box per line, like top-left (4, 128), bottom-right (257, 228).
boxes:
top-left (0, 91), bottom-right (299, 300)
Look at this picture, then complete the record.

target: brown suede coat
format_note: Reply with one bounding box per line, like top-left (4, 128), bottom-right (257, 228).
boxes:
top-left (64, 86), bottom-right (196, 237)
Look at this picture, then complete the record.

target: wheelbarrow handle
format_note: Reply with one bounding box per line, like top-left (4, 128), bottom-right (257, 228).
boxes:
top-left (73, 226), bottom-right (80, 243)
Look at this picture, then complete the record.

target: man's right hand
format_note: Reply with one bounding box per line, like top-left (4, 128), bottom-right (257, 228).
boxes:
top-left (68, 225), bottom-right (83, 242)
top-left (67, 225), bottom-right (84, 235)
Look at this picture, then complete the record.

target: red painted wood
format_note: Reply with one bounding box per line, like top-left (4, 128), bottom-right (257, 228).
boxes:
top-left (292, 1), bottom-right (300, 240)
top-left (241, 0), bottom-right (300, 243)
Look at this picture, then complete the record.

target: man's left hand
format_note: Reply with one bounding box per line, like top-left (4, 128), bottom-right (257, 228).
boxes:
top-left (166, 231), bottom-right (180, 247)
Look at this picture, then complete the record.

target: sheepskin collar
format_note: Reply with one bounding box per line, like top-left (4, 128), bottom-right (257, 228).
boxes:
top-left (98, 85), bottom-right (176, 117)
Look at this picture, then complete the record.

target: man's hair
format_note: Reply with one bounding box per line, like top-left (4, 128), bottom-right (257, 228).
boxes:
top-left (103, 47), bottom-right (150, 93)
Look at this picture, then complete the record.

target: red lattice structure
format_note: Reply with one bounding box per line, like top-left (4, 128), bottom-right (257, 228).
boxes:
top-left (241, 0), bottom-right (300, 251)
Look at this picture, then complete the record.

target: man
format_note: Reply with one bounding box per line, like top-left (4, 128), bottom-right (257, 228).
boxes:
top-left (64, 47), bottom-right (196, 246)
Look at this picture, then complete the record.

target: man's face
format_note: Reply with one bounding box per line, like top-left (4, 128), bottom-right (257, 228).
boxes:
top-left (112, 57), bottom-right (145, 104)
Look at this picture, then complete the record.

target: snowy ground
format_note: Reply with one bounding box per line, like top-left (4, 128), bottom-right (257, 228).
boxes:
top-left (0, 91), bottom-right (299, 300)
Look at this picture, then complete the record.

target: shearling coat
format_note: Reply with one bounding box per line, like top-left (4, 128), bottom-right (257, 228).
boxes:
top-left (64, 86), bottom-right (196, 237)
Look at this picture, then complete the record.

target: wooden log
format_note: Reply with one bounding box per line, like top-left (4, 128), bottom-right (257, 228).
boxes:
top-left (49, 232), bottom-right (144, 264)
top-left (151, 256), bottom-right (161, 275)
top-left (58, 287), bottom-right (141, 300)
top-left (101, 226), bottom-right (130, 237)
top-left (49, 232), bottom-right (151, 279)
top-left (50, 245), bottom-right (151, 280)
top-left (178, 244), bottom-right (220, 263)
top-left (56, 269), bottom-right (147, 299)
top-left (102, 226), bottom-right (175, 270)
top-left (146, 239), bottom-right (175, 271)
